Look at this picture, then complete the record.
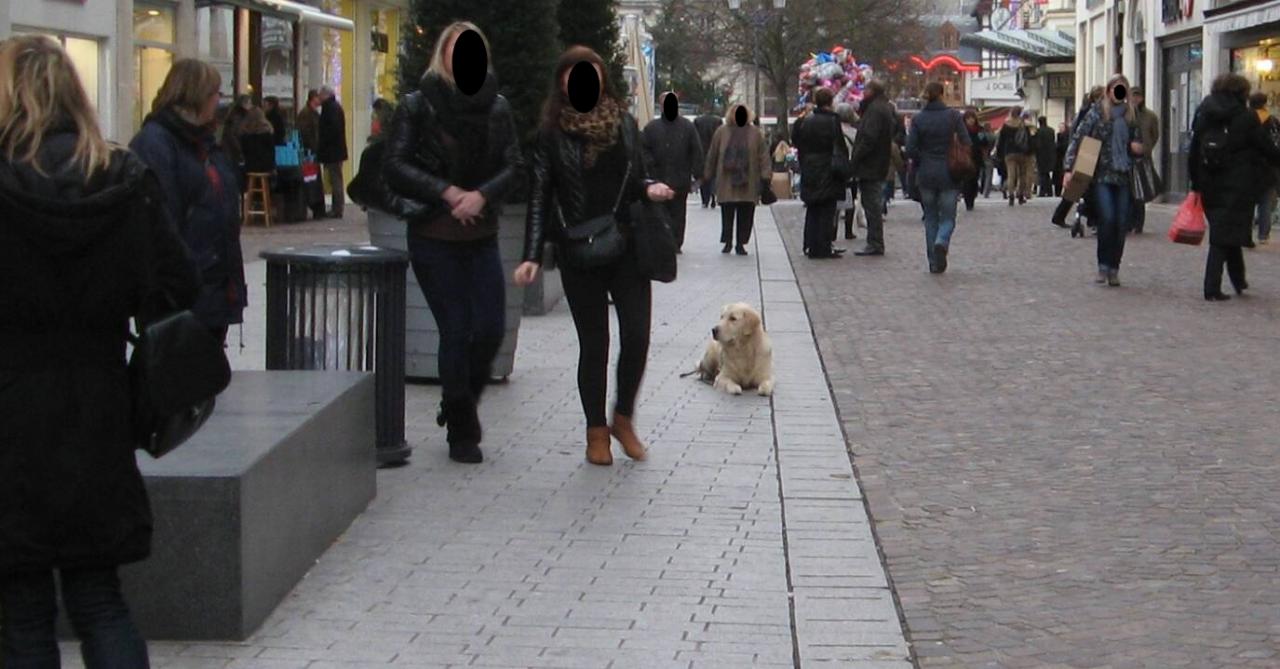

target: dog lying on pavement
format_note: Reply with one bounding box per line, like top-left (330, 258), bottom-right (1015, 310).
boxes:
top-left (681, 302), bottom-right (775, 396)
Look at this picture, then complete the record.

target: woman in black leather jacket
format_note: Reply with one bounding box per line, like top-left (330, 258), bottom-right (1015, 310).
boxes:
top-left (383, 22), bottom-right (523, 463)
top-left (513, 46), bottom-right (674, 466)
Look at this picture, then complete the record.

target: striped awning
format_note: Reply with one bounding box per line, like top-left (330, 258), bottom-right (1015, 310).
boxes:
top-left (960, 29), bottom-right (1075, 63)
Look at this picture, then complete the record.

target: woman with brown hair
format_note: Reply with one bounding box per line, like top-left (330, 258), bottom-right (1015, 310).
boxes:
top-left (0, 35), bottom-right (198, 667)
top-left (238, 106), bottom-right (276, 175)
top-left (514, 46), bottom-right (674, 466)
top-left (131, 59), bottom-right (246, 342)
top-left (383, 21), bottom-right (522, 463)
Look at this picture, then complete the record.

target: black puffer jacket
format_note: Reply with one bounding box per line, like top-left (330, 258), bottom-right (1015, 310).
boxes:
top-left (382, 71), bottom-right (523, 237)
top-left (0, 137), bottom-right (198, 576)
top-left (522, 112), bottom-right (654, 264)
top-left (1190, 92), bottom-right (1280, 247)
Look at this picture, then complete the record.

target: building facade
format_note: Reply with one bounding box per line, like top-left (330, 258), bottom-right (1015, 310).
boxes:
top-left (1077, 0), bottom-right (1280, 199)
top-left (963, 0), bottom-right (1078, 130)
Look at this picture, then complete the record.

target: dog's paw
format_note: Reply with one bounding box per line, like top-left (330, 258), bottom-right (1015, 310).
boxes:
top-left (714, 375), bottom-right (743, 395)
top-left (757, 379), bottom-right (775, 396)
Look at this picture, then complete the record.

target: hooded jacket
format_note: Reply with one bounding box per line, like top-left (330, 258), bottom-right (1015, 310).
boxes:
top-left (1189, 92), bottom-right (1280, 246)
top-left (703, 104), bottom-right (770, 204)
top-left (0, 135), bottom-right (198, 575)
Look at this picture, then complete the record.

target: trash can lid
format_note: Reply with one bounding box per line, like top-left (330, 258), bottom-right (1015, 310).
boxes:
top-left (260, 244), bottom-right (409, 265)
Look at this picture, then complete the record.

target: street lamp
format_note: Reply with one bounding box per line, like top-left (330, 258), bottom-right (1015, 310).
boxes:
top-left (728, 0), bottom-right (786, 120)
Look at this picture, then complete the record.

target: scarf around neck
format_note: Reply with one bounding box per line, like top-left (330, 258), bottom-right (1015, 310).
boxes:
top-left (1109, 104), bottom-right (1132, 173)
top-left (559, 96), bottom-right (625, 168)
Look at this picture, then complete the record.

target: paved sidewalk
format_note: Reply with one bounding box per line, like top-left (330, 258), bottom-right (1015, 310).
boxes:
top-left (64, 202), bottom-right (909, 668)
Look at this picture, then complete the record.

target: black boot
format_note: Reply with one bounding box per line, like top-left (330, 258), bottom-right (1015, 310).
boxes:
top-left (443, 398), bottom-right (483, 463)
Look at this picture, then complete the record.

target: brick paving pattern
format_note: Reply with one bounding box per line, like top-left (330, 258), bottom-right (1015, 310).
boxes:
top-left (58, 203), bottom-right (908, 667)
top-left (775, 195), bottom-right (1280, 668)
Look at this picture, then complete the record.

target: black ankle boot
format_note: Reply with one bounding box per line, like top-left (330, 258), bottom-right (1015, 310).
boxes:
top-left (443, 399), bottom-right (483, 463)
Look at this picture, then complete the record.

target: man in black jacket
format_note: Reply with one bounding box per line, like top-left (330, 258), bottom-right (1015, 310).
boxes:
top-left (644, 92), bottom-right (704, 251)
top-left (849, 80), bottom-right (894, 255)
top-left (1036, 116), bottom-right (1057, 197)
top-left (694, 109), bottom-right (723, 207)
top-left (317, 86), bottom-right (349, 218)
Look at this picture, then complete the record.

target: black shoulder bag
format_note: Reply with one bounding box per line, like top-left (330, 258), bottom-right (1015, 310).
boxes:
top-left (557, 157), bottom-right (630, 270)
top-left (630, 198), bottom-right (678, 283)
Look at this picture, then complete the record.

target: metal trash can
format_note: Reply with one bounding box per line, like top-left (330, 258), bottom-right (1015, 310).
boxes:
top-left (262, 245), bottom-right (411, 466)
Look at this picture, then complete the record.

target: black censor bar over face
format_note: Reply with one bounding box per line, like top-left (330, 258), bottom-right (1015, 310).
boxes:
top-left (568, 61), bottom-right (601, 113)
top-left (452, 29), bottom-right (487, 95)
top-left (663, 93), bottom-right (679, 121)
top-left (735, 106), bottom-right (748, 127)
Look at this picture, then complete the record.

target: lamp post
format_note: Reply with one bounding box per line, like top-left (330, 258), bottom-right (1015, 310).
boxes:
top-left (728, 0), bottom-right (786, 120)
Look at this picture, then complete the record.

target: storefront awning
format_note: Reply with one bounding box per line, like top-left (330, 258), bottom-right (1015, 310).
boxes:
top-left (199, 0), bottom-right (355, 31)
top-left (960, 29), bottom-right (1075, 64)
top-left (1204, 0), bottom-right (1280, 33)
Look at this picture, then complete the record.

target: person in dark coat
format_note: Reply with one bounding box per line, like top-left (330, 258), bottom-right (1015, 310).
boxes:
top-left (848, 80), bottom-right (894, 255)
top-left (1036, 116), bottom-right (1057, 197)
top-left (238, 107), bottom-right (277, 175)
top-left (131, 58), bottom-right (248, 341)
top-left (263, 95), bottom-right (288, 146)
top-left (383, 22), bottom-right (524, 463)
top-left (514, 46), bottom-right (675, 467)
top-left (1248, 92), bottom-right (1279, 244)
top-left (0, 35), bottom-right (199, 667)
top-left (1050, 86), bottom-right (1106, 228)
top-left (643, 91), bottom-right (704, 251)
top-left (1064, 74), bottom-right (1143, 287)
top-left (961, 109), bottom-right (990, 211)
top-left (704, 102), bottom-right (769, 255)
top-left (317, 85), bottom-right (349, 218)
top-left (1054, 121), bottom-right (1070, 198)
top-left (220, 93), bottom-right (251, 168)
top-left (694, 110), bottom-right (723, 207)
top-left (296, 89), bottom-right (321, 154)
top-left (908, 83), bottom-right (971, 273)
top-left (792, 87), bottom-right (847, 259)
top-left (1190, 74), bottom-right (1280, 301)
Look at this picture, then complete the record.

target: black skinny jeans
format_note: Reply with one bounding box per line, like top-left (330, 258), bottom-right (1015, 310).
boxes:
top-left (559, 249), bottom-right (652, 428)
top-left (720, 202), bottom-right (755, 247)
top-left (1, 567), bottom-right (149, 669)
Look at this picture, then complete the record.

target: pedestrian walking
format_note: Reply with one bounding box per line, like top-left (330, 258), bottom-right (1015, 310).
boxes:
top-left (907, 82), bottom-right (971, 274)
top-left (643, 91), bottom-right (704, 252)
top-left (0, 35), bottom-right (199, 668)
top-left (849, 79), bottom-right (894, 255)
top-left (383, 22), bottom-right (523, 463)
top-left (694, 109), bottom-right (722, 208)
top-left (961, 109), bottom-right (990, 211)
top-left (704, 101), bottom-right (769, 256)
top-left (1190, 74), bottom-right (1280, 301)
top-left (1053, 121), bottom-right (1070, 197)
top-left (1249, 92), bottom-right (1280, 244)
top-left (1063, 74), bottom-right (1144, 287)
top-left (263, 95), bottom-right (287, 146)
top-left (317, 85), bottom-right (348, 218)
top-left (792, 87), bottom-right (847, 258)
top-left (513, 46), bottom-right (675, 466)
top-left (981, 121), bottom-right (996, 198)
top-left (238, 107), bottom-right (276, 175)
top-left (296, 89), bottom-right (320, 154)
top-left (1036, 116), bottom-right (1057, 198)
top-left (131, 58), bottom-right (247, 342)
top-left (1051, 87), bottom-right (1106, 228)
top-left (1128, 87), bottom-right (1160, 233)
top-left (998, 106), bottom-right (1035, 205)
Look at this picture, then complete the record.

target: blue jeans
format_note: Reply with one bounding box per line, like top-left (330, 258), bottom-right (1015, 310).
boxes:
top-left (920, 188), bottom-right (959, 265)
top-left (1256, 188), bottom-right (1276, 241)
top-left (1, 567), bottom-right (149, 669)
top-left (1091, 182), bottom-right (1132, 272)
top-left (407, 236), bottom-right (506, 404)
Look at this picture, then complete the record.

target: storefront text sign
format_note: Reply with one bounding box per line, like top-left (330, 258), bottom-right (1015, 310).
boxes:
top-left (1047, 73), bottom-right (1075, 98)
top-left (968, 71), bottom-right (1021, 104)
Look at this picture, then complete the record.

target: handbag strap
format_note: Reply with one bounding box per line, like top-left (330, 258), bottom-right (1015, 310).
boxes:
top-left (558, 148), bottom-right (632, 232)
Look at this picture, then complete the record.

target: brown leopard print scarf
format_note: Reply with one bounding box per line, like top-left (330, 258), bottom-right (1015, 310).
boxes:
top-left (558, 96), bottom-right (625, 168)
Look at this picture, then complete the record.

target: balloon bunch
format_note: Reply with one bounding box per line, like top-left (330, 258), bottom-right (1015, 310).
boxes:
top-left (796, 46), bottom-right (874, 111)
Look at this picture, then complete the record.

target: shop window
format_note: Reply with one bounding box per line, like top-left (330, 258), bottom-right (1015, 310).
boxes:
top-left (197, 5), bottom-right (236, 101)
top-left (261, 16), bottom-right (296, 117)
top-left (134, 3), bottom-right (176, 132)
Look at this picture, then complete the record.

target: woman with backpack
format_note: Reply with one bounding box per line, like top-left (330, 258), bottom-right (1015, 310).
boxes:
top-left (1190, 74), bottom-right (1280, 301)
top-left (1063, 74), bottom-right (1143, 287)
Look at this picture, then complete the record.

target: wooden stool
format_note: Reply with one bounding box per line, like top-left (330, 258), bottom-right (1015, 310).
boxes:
top-left (244, 173), bottom-right (273, 227)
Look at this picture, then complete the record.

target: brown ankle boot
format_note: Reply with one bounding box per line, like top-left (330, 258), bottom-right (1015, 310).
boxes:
top-left (586, 427), bottom-right (613, 466)
top-left (610, 413), bottom-right (648, 461)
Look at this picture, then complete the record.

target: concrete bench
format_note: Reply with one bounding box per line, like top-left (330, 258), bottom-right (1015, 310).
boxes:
top-left (117, 370), bottom-right (376, 640)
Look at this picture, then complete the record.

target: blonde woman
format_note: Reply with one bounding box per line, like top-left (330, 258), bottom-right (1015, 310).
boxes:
top-left (383, 22), bottom-right (522, 463)
top-left (1064, 74), bottom-right (1143, 287)
top-left (0, 35), bottom-right (197, 666)
top-left (131, 59), bottom-right (246, 342)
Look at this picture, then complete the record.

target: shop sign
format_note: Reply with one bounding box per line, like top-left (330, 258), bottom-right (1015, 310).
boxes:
top-left (968, 71), bottom-right (1021, 104)
top-left (1047, 72), bottom-right (1074, 98)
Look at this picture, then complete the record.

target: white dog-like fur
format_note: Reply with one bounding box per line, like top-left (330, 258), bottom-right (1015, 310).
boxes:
top-left (693, 302), bottom-right (775, 396)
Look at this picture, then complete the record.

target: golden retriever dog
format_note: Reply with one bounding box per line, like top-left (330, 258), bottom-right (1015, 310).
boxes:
top-left (686, 302), bottom-right (774, 396)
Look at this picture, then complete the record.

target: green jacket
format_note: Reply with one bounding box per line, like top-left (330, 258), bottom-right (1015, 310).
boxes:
top-left (1134, 105), bottom-right (1159, 158)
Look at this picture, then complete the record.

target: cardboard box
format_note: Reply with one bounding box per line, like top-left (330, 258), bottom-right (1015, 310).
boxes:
top-left (1063, 136), bottom-right (1101, 202)
top-left (771, 172), bottom-right (792, 200)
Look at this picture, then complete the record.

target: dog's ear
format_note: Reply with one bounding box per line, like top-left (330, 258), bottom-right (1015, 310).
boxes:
top-left (744, 309), bottom-right (762, 334)
top-left (720, 303), bottom-right (731, 317)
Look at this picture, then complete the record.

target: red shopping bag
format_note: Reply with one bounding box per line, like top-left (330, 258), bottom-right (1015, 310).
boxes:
top-left (1168, 192), bottom-right (1206, 245)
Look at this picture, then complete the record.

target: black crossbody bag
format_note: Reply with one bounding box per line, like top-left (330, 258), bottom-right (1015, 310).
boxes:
top-left (557, 158), bottom-right (631, 270)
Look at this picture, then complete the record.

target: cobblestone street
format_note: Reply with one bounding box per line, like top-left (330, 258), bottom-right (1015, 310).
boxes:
top-left (775, 195), bottom-right (1280, 668)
